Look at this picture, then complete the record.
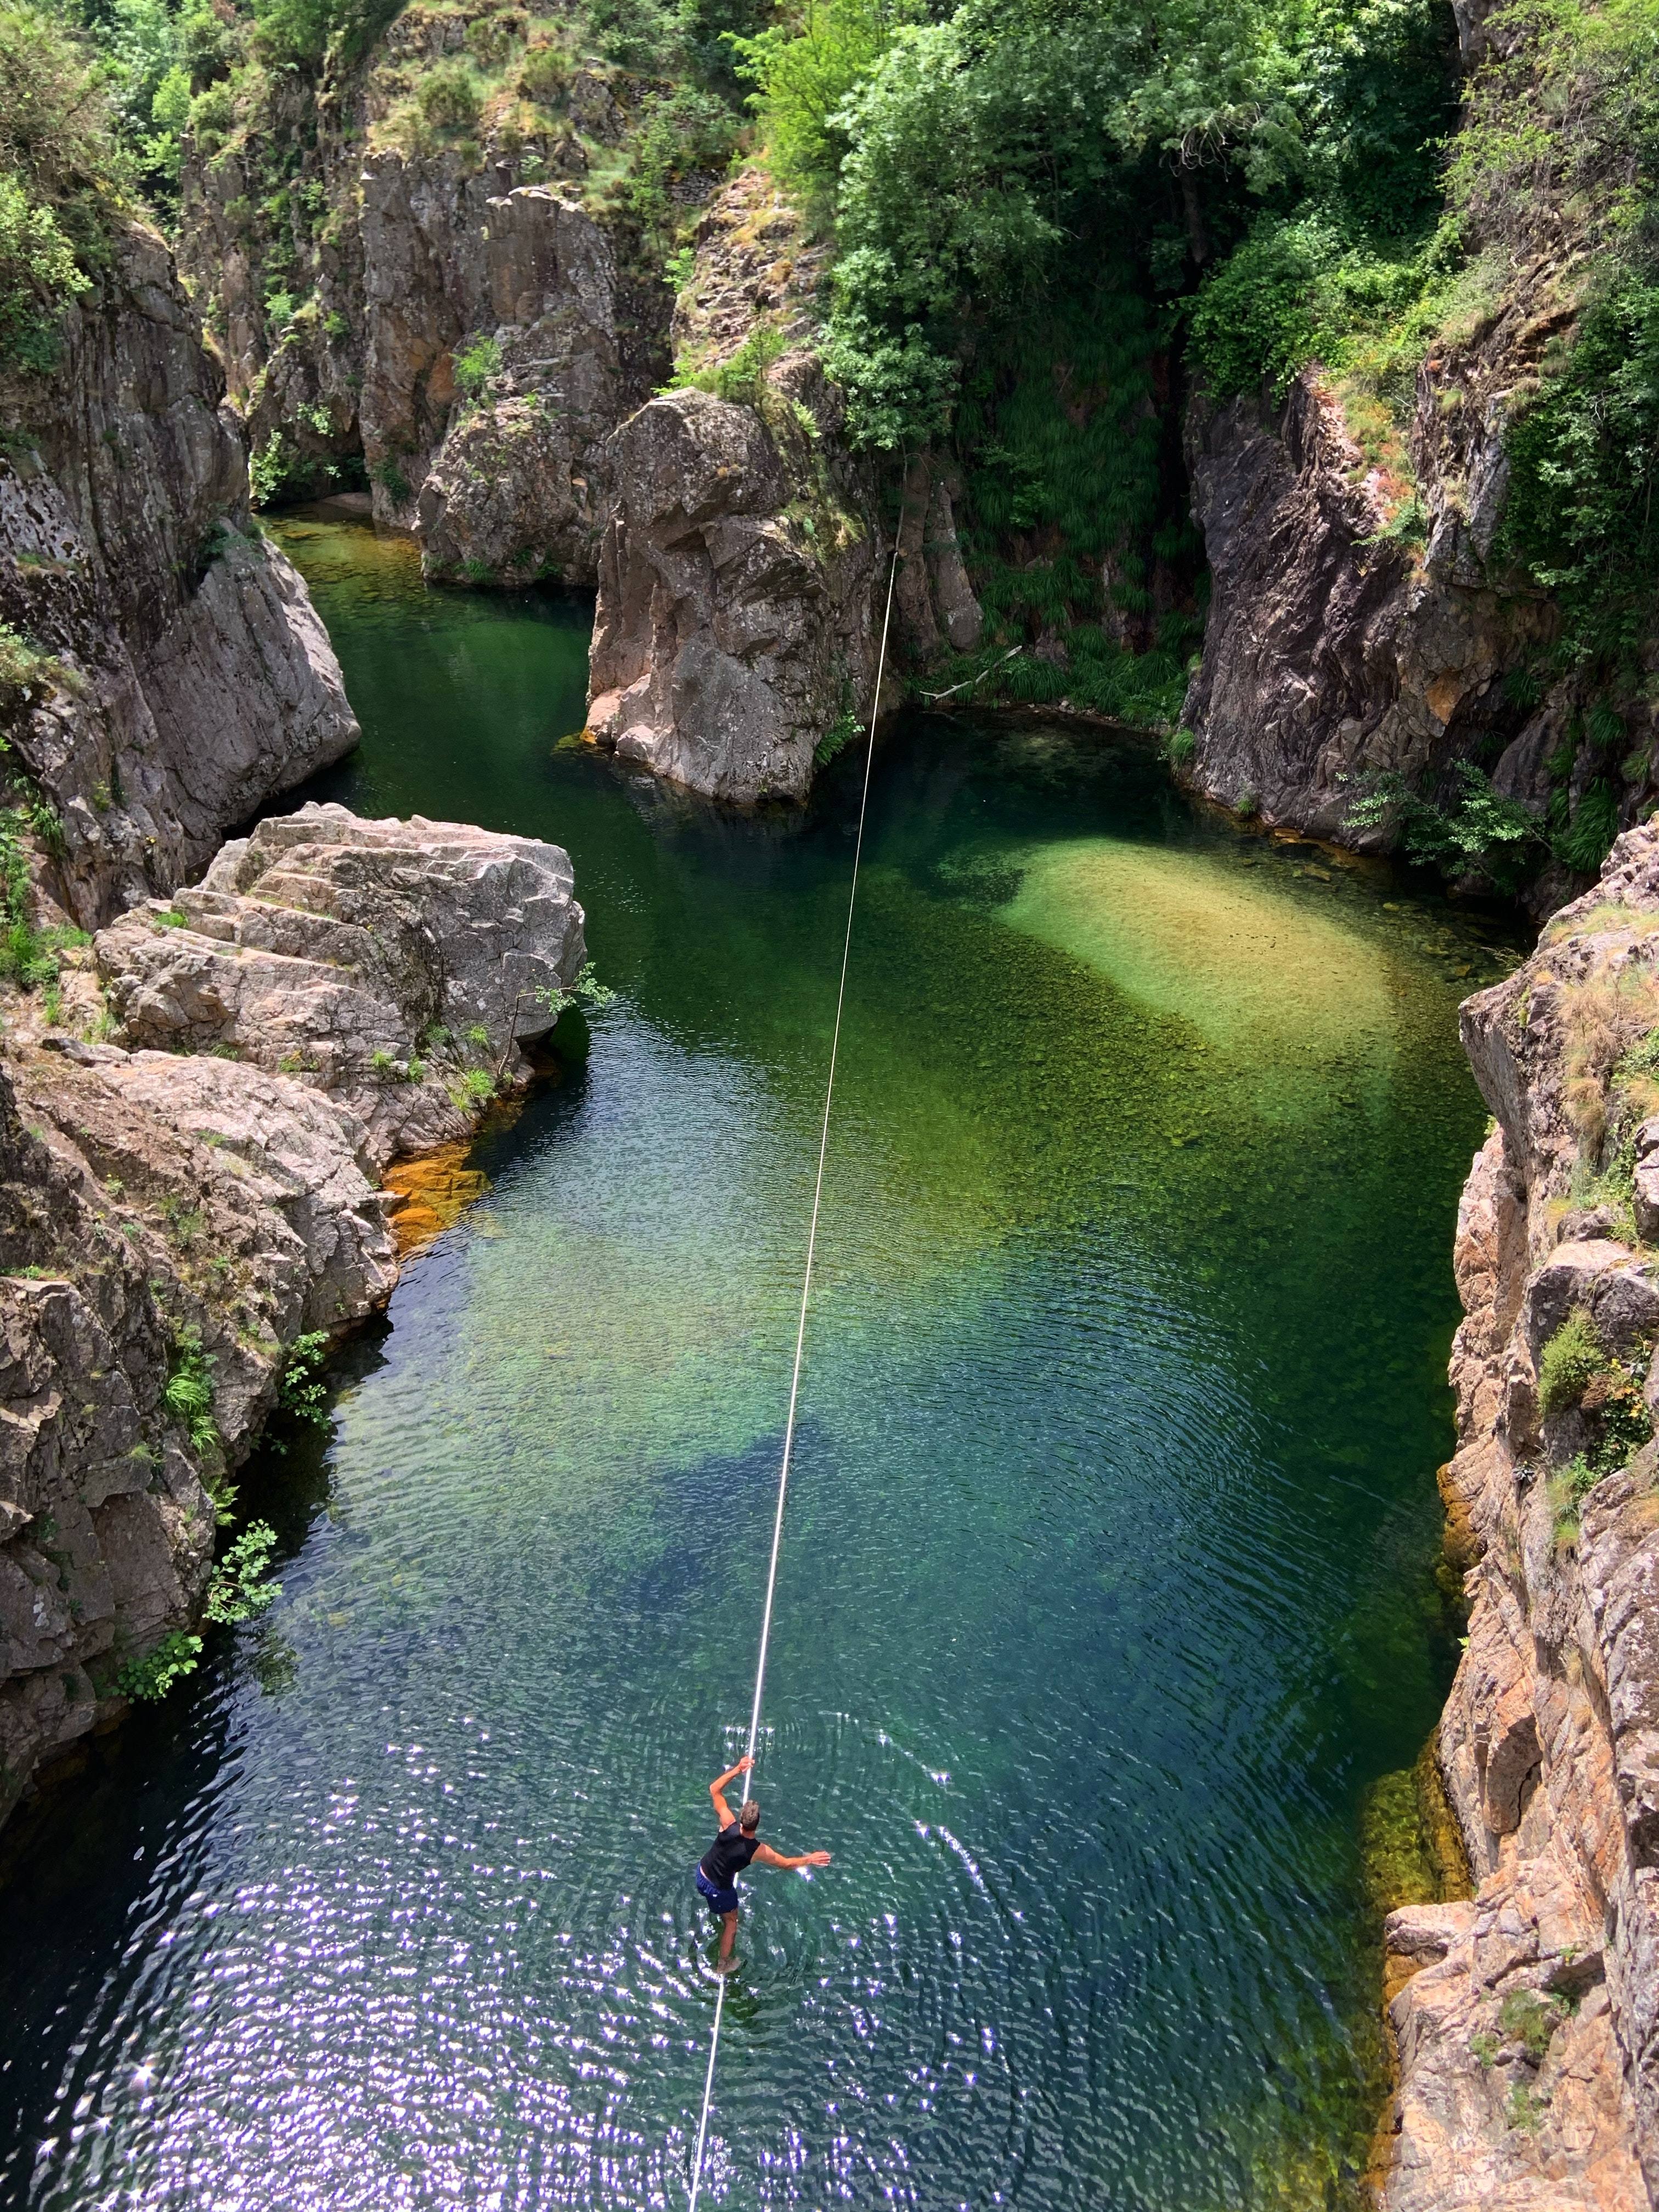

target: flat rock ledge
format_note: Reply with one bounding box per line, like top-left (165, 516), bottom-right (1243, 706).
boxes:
top-left (2, 804), bottom-right (585, 1830)
top-left (1376, 823), bottom-right (1659, 2210)
top-left (94, 803), bottom-right (586, 1170)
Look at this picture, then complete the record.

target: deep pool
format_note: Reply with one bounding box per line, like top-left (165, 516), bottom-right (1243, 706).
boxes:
top-left (0, 517), bottom-right (1525, 2210)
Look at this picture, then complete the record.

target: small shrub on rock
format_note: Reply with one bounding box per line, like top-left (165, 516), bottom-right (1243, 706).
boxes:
top-left (1538, 1308), bottom-right (1607, 1414)
top-left (417, 62), bottom-right (481, 131)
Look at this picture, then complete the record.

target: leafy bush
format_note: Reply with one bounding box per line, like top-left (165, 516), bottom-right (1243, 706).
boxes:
top-left (1538, 1307), bottom-right (1607, 1414)
top-left (1342, 761), bottom-right (1544, 887)
top-left (1499, 277), bottom-right (1659, 673)
top-left (416, 61), bottom-right (481, 131)
top-left (453, 332), bottom-right (501, 403)
top-left (0, 4), bottom-right (121, 373)
top-left (203, 1519), bottom-right (281, 1624)
top-left (118, 1628), bottom-right (201, 1700)
top-left (728, 0), bottom-right (919, 201)
top-left (276, 1329), bottom-right (329, 1427)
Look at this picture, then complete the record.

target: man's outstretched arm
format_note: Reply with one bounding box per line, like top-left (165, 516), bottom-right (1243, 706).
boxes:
top-left (753, 1843), bottom-right (832, 1870)
top-left (709, 1754), bottom-right (753, 1831)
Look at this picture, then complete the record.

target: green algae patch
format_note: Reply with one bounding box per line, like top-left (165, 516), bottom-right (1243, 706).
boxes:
top-left (998, 838), bottom-right (1399, 1073)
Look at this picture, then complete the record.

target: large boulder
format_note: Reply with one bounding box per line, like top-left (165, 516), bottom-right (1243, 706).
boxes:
top-left (586, 375), bottom-right (884, 804)
top-left (94, 804), bottom-right (586, 1169)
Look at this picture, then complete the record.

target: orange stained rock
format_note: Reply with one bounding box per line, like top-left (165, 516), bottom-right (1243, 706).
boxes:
top-left (382, 1142), bottom-right (490, 1256)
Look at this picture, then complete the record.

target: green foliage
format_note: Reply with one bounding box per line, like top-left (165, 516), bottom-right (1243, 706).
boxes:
top-left (416, 59), bottom-right (480, 131)
top-left (728, 0), bottom-right (919, 201)
top-left (1505, 2083), bottom-right (1545, 2134)
top-left (453, 331), bottom-right (501, 403)
top-left (1499, 277), bottom-right (1659, 673)
top-left (371, 455), bottom-right (412, 504)
top-left (610, 84), bottom-right (741, 240)
top-left (118, 1628), bottom-right (201, 1700)
top-left (1554, 777), bottom-right (1622, 876)
top-left (1342, 761), bottom-right (1544, 886)
top-left (1470, 2030), bottom-right (1502, 2067)
top-left (116, 1522), bottom-right (280, 1700)
top-left (276, 1329), bottom-right (329, 1426)
top-left (162, 1324), bottom-right (217, 1453)
top-left (1538, 1307), bottom-right (1608, 1414)
top-left (674, 321), bottom-right (785, 405)
top-left (202, 1519), bottom-right (281, 1624)
top-left (815, 704), bottom-right (858, 766)
top-left (0, 621), bottom-right (72, 710)
top-left (250, 0), bottom-right (400, 72)
top-left (533, 960), bottom-right (618, 1024)
top-left (1499, 1989), bottom-right (1567, 2060)
top-left (1165, 727), bottom-right (1197, 768)
top-left (0, 3), bottom-right (121, 373)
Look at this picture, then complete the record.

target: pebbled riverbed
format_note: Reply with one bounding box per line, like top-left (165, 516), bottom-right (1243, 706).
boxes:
top-left (0, 517), bottom-right (1525, 2210)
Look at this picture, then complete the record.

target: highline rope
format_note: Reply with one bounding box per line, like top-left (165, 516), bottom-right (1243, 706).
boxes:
top-left (685, 484), bottom-right (909, 2211)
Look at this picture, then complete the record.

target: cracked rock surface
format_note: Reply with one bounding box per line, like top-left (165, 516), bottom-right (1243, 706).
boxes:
top-left (94, 803), bottom-right (586, 1170)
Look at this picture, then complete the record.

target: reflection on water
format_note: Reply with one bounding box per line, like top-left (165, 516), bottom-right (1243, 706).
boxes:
top-left (0, 515), bottom-right (1527, 2210)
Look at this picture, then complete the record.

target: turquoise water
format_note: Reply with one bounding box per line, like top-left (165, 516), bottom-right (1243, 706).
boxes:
top-left (0, 520), bottom-right (1522, 2210)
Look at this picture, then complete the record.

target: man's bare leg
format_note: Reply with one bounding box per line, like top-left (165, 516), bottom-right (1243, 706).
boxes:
top-left (717, 1909), bottom-right (739, 1972)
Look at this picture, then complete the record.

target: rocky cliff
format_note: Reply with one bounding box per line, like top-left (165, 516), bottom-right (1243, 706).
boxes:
top-left (1, 221), bottom-right (359, 926)
top-left (584, 167), bottom-right (898, 804)
top-left (176, 2), bottom-right (681, 585)
top-left (0, 806), bottom-right (584, 1830)
top-left (1378, 824), bottom-right (1659, 2207)
top-left (1179, 0), bottom-right (1654, 899)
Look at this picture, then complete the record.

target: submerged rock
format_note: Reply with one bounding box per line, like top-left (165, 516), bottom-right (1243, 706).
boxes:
top-left (94, 803), bottom-right (587, 1170)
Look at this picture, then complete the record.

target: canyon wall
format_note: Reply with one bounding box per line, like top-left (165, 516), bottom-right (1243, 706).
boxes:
top-left (177, 7), bottom-right (672, 583)
top-left (0, 805), bottom-right (586, 1830)
top-left (1378, 826), bottom-right (1659, 2207)
top-left (1, 221), bottom-right (359, 925)
top-left (1180, 257), bottom-right (1596, 870)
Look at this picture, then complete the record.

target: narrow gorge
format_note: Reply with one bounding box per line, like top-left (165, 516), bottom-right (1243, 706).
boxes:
top-left (1, 0), bottom-right (1657, 2204)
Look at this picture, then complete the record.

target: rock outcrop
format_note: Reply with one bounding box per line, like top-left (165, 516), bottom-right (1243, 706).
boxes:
top-left (584, 168), bottom-right (888, 804)
top-left (0, 1035), bottom-right (397, 1828)
top-left (1376, 825), bottom-right (1659, 2206)
top-left (1, 803), bottom-right (585, 1829)
top-left (94, 803), bottom-right (586, 1169)
top-left (178, 26), bottom-right (676, 584)
top-left (0, 222), bottom-right (358, 926)
top-left (1180, 346), bottom-right (1562, 846)
top-left (410, 182), bottom-right (625, 586)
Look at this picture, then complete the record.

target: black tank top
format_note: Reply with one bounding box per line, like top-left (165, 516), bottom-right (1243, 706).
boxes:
top-left (700, 1820), bottom-right (760, 1886)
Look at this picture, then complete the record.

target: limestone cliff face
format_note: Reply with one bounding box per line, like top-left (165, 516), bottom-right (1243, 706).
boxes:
top-left (1378, 825), bottom-right (1659, 2208)
top-left (584, 168), bottom-right (891, 804)
top-left (0, 223), bottom-right (358, 924)
top-left (0, 806), bottom-right (584, 1830)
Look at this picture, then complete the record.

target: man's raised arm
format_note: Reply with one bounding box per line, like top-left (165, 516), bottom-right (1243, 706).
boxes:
top-left (708, 1754), bottom-right (753, 1830)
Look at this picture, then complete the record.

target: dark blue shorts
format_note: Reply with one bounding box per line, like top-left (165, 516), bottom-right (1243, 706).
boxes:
top-left (695, 1866), bottom-right (740, 1916)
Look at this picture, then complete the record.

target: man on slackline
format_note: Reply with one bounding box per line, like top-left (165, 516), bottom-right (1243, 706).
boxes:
top-left (696, 1754), bottom-right (831, 1972)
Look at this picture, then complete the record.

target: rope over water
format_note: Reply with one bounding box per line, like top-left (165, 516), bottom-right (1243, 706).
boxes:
top-left (685, 488), bottom-right (909, 2211)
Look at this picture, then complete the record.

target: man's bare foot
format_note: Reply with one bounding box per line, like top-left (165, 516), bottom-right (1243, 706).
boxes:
top-left (716, 1956), bottom-right (741, 1975)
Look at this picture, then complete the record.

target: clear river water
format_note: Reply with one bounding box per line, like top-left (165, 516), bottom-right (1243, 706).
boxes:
top-left (0, 516), bottom-right (1526, 2210)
